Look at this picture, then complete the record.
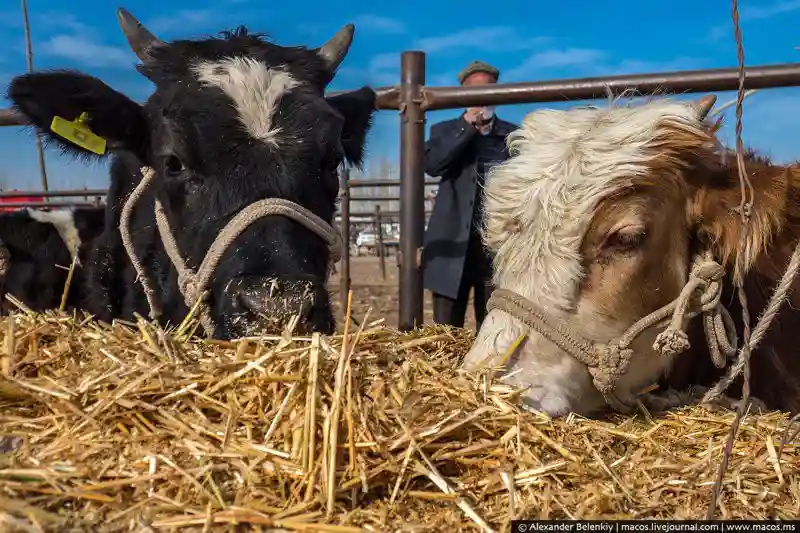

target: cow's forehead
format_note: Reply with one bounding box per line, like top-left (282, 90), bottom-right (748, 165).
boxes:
top-left (483, 98), bottom-right (705, 312)
top-left (191, 56), bottom-right (302, 147)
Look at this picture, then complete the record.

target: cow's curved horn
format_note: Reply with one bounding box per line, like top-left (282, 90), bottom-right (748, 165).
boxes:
top-left (316, 24), bottom-right (355, 72)
top-left (693, 94), bottom-right (717, 120)
top-left (117, 8), bottom-right (164, 63)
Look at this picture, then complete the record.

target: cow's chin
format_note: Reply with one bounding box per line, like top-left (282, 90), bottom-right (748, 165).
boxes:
top-left (211, 275), bottom-right (335, 340)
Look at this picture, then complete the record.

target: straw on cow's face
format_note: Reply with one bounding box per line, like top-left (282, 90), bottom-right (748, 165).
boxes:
top-left (462, 96), bottom-right (723, 417)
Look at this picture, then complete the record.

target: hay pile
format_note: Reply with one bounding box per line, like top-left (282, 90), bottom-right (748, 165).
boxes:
top-left (1, 307), bottom-right (799, 532)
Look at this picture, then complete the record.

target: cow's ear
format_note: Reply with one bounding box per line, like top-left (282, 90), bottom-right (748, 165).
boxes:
top-left (688, 159), bottom-right (793, 280)
top-left (7, 70), bottom-right (148, 161)
top-left (325, 86), bottom-right (376, 168)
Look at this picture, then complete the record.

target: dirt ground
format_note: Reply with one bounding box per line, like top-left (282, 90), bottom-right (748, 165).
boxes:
top-left (327, 255), bottom-right (478, 332)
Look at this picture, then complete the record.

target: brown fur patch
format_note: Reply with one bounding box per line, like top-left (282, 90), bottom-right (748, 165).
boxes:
top-left (688, 156), bottom-right (794, 280)
top-left (661, 135), bottom-right (800, 413)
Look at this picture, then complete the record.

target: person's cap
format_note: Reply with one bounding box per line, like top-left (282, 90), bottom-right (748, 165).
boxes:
top-left (457, 60), bottom-right (500, 84)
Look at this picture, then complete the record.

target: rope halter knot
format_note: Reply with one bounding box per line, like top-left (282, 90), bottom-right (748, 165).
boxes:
top-left (652, 329), bottom-right (691, 358)
top-left (589, 342), bottom-right (633, 394)
top-left (486, 249), bottom-right (739, 413)
top-left (118, 165), bottom-right (344, 336)
top-left (177, 272), bottom-right (206, 311)
top-left (651, 252), bottom-right (736, 368)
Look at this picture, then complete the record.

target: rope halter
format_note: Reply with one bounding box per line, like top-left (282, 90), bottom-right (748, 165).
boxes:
top-left (486, 250), bottom-right (739, 413)
top-left (119, 166), bottom-right (343, 336)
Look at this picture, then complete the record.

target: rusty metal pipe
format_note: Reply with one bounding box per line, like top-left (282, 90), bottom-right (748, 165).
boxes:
top-left (0, 202), bottom-right (99, 209)
top-left (0, 189), bottom-right (107, 198)
top-left (0, 186), bottom-right (420, 199)
top-left (349, 196), bottom-right (402, 202)
top-left (348, 178), bottom-right (438, 188)
top-left (3, 62), bottom-right (800, 124)
top-left (398, 51), bottom-right (426, 331)
top-left (348, 196), bottom-right (423, 202)
top-left (422, 62), bottom-right (800, 110)
top-left (335, 210), bottom-right (431, 219)
top-left (0, 109), bottom-right (25, 127)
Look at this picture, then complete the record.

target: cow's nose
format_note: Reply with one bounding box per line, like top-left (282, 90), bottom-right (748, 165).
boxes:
top-left (235, 281), bottom-right (315, 330)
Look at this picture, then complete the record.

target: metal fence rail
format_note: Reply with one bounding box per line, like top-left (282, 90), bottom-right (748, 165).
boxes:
top-left (0, 180), bottom-right (439, 198)
top-left (0, 189), bottom-right (106, 198)
top-left (0, 201), bottom-right (99, 209)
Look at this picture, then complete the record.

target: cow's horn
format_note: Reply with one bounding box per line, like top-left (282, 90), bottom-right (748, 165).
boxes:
top-left (117, 8), bottom-right (164, 63)
top-left (316, 24), bottom-right (355, 72)
top-left (693, 94), bottom-right (717, 120)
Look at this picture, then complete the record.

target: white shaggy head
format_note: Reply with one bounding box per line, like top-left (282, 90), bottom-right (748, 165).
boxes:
top-left (192, 57), bottom-right (300, 146)
top-left (463, 94), bottom-right (721, 417)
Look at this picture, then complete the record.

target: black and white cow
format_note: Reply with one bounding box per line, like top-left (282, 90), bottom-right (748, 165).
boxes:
top-left (6, 8), bottom-right (377, 338)
top-left (0, 206), bottom-right (106, 314)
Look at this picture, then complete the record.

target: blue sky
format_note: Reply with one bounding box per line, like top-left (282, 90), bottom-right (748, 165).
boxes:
top-left (1, 0), bottom-right (800, 191)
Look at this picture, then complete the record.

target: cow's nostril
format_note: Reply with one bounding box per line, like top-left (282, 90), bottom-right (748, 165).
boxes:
top-left (237, 290), bottom-right (271, 316)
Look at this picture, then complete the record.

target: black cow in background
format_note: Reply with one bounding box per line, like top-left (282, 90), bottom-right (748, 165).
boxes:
top-left (7, 8), bottom-right (377, 339)
top-left (0, 207), bottom-right (106, 314)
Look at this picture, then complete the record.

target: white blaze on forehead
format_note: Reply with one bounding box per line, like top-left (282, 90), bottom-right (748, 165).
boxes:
top-left (481, 97), bottom-right (709, 312)
top-left (192, 57), bottom-right (301, 146)
top-left (27, 208), bottom-right (81, 261)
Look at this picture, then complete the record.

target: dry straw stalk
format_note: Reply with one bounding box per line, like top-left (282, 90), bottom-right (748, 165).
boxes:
top-left (0, 306), bottom-right (799, 532)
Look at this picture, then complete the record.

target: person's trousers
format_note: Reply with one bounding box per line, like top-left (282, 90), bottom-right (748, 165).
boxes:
top-left (432, 277), bottom-right (494, 330)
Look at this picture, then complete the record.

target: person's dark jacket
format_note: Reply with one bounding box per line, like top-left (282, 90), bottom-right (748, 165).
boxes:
top-left (422, 114), bottom-right (517, 299)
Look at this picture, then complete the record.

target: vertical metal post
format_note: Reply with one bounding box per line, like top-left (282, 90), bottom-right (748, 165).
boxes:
top-left (21, 0), bottom-right (49, 194)
top-left (375, 204), bottom-right (386, 280)
top-left (395, 226), bottom-right (401, 268)
top-left (398, 51), bottom-right (426, 331)
top-left (338, 167), bottom-right (351, 318)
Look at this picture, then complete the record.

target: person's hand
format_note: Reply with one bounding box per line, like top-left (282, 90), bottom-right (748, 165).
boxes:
top-left (463, 107), bottom-right (483, 125)
top-left (464, 108), bottom-right (492, 132)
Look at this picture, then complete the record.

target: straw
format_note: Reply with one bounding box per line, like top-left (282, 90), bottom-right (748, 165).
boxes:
top-left (0, 307), bottom-right (798, 531)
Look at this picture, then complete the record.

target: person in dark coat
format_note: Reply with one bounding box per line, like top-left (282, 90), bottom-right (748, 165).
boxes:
top-left (422, 60), bottom-right (517, 330)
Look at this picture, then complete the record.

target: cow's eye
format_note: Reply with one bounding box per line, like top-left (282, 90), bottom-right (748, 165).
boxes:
top-left (164, 154), bottom-right (185, 178)
top-left (603, 225), bottom-right (647, 252)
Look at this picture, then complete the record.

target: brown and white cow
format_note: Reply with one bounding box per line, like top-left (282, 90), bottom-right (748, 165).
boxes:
top-left (462, 94), bottom-right (800, 417)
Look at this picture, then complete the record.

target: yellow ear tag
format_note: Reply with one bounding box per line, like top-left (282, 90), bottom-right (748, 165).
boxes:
top-left (50, 112), bottom-right (107, 155)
